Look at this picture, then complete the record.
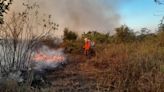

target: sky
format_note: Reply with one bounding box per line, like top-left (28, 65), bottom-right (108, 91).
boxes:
top-left (117, 0), bottom-right (164, 32)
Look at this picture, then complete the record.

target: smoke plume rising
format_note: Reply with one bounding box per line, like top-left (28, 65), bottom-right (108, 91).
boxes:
top-left (8, 0), bottom-right (121, 35)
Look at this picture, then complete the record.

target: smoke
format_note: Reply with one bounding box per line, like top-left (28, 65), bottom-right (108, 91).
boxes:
top-left (8, 0), bottom-right (122, 35)
top-left (39, 0), bottom-right (121, 34)
top-left (33, 46), bottom-right (66, 72)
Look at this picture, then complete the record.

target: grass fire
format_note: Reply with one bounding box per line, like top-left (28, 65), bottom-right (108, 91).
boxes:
top-left (0, 0), bottom-right (164, 92)
top-left (33, 53), bottom-right (65, 63)
top-left (33, 46), bottom-right (66, 71)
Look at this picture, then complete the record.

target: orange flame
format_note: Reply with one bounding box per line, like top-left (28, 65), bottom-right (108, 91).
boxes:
top-left (33, 52), bottom-right (65, 63)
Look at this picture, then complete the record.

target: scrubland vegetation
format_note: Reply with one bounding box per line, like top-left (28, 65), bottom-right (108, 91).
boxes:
top-left (60, 24), bottom-right (164, 92)
top-left (1, 11), bottom-right (164, 92)
top-left (0, 0), bottom-right (164, 92)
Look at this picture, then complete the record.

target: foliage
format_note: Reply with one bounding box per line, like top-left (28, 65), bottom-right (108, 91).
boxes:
top-left (136, 28), bottom-right (156, 41)
top-left (157, 31), bottom-right (164, 46)
top-left (82, 31), bottom-right (110, 43)
top-left (115, 25), bottom-right (136, 43)
top-left (63, 28), bottom-right (78, 41)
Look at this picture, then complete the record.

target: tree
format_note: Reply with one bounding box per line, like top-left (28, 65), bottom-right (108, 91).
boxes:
top-left (0, 2), bottom-right (58, 84)
top-left (82, 31), bottom-right (111, 43)
top-left (0, 0), bottom-right (13, 24)
top-left (63, 28), bottom-right (78, 41)
top-left (115, 25), bottom-right (136, 43)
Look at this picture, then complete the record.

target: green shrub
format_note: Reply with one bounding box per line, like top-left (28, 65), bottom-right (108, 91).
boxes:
top-left (115, 25), bottom-right (136, 43)
top-left (63, 28), bottom-right (78, 41)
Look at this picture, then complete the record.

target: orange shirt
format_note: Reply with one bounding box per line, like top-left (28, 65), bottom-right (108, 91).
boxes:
top-left (84, 41), bottom-right (91, 50)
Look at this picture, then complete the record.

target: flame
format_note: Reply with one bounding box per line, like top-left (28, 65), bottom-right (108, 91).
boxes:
top-left (33, 52), bottom-right (65, 63)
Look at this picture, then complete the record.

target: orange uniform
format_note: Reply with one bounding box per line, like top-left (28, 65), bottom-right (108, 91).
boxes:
top-left (85, 41), bottom-right (90, 50)
top-left (84, 40), bottom-right (91, 56)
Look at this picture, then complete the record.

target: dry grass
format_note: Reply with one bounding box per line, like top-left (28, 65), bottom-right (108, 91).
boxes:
top-left (1, 34), bottom-right (164, 92)
top-left (88, 41), bottom-right (164, 92)
top-left (42, 39), bottom-right (163, 92)
top-left (0, 79), bottom-right (54, 92)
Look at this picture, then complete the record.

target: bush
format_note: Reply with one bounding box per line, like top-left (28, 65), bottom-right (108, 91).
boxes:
top-left (157, 31), bottom-right (164, 46)
top-left (63, 28), bottom-right (78, 41)
top-left (82, 31), bottom-right (111, 43)
top-left (115, 25), bottom-right (136, 43)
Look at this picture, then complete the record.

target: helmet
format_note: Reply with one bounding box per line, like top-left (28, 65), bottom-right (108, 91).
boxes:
top-left (84, 38), bottom-right (88, 42)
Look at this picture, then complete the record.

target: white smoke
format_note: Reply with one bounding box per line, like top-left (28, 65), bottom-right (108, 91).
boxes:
top-left (39, 0), bottom-right (121, 33)
top-left (33, 46), bottom-right (66, 72)
top-left (8, 0), bottom-right (121, 35)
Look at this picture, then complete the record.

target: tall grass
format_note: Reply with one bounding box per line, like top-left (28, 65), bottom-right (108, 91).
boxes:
top-left (89, 39), bottom-right (164, 92)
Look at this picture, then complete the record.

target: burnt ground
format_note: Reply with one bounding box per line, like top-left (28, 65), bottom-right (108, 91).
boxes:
top-left (46, 54), bottom-right (101, 92)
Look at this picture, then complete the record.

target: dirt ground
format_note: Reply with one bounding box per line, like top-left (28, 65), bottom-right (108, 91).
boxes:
top-left (46, 55), bottom-right (102, 92)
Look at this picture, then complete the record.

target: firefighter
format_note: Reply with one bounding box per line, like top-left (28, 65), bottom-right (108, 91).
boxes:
top-left (83, 38), bottom-right (91, 57)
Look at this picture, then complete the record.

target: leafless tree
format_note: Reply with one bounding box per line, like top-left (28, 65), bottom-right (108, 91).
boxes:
top-left (0, 3), bottom-right (58, 84)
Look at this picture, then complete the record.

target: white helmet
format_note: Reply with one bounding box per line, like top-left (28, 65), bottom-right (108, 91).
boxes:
top-left (84, 38), bottom-right (88, 42)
